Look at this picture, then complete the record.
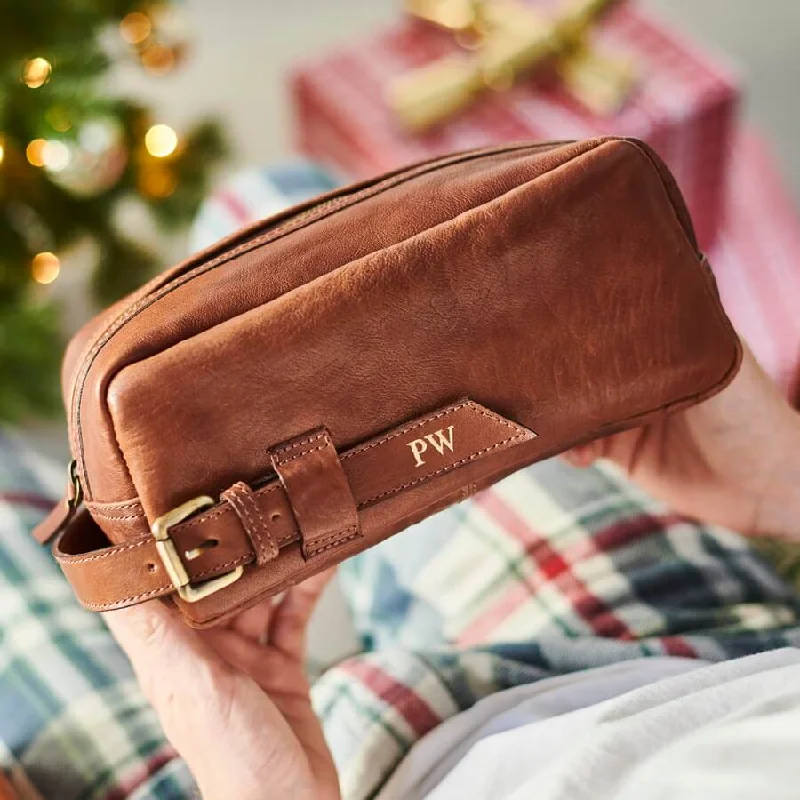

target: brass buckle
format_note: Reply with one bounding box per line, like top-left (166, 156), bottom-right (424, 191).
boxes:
top-left (151, 495), bottom-right (244, 603)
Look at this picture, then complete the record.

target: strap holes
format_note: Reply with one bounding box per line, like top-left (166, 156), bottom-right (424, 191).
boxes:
top-left (146, 562), bottom-right (157, 573)
top-left (270, 512), bottom-right (281, 522)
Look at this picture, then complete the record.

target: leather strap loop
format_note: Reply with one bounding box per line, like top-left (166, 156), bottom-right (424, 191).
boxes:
top-left (221, 481), bottom-right (280, 565)
top-left (270, 429), bottom-right (360, 560)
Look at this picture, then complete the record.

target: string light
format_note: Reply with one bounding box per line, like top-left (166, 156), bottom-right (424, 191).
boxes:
top-left (31, 252), bottom-right (61, 285)
top-left (140, 42), bottom-right (176, 74)
top-left (41, 140), bottom-right (70, 172)
top-left (22, 57), bottom-right (52, 88)
top-left (46, 107), bottom-right (72, 133)
top-left (144, 124), bottom-right (178, 158)
top-left (0, 138), bottom-right (5, 166)
top-left (120, 11), bottom-right (152, 44)
top-left (26, 139), bottom-right (47, 167)
top-left (140, 167), bottom-right (177, 198)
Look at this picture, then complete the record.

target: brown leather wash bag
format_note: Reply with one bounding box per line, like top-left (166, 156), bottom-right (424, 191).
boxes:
top-left (35, 137), bottom-right (741, 627)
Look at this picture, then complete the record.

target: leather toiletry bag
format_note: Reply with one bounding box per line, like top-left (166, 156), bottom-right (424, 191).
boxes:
top-left (35, 137), bottom-right (742, 627)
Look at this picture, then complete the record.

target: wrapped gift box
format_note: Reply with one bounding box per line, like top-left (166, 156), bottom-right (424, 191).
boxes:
top-left (711, 132), bottom-right (800, 401)
top-left (290, 2), bottom-right (739, 251)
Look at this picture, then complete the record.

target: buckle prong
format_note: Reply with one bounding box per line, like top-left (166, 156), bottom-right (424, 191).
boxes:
top-left (151, 495), bottom-right (244, 603)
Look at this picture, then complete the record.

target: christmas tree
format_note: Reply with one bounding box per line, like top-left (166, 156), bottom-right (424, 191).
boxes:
top-left (0, 2), bottom-right (225, 422)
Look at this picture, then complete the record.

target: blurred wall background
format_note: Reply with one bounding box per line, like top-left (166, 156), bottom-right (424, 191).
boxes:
top-left (114, 0), bottom-right (800, 201)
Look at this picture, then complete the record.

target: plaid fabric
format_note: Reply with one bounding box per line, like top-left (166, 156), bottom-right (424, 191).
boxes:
top-left (189, 160), bottom-right (341, 254)
top-left (2, 435), bottom-right (800, 799)
top-left (312, 458), bottom-right (800, 800)
top-left (0, 431), bottom-right (197, 800)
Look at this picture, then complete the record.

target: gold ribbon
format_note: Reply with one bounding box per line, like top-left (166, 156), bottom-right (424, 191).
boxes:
top-left (391, 0), bottom-right (637, 131)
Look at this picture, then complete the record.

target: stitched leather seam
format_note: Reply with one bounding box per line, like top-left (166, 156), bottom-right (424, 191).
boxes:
top-left (83, 553), bottom-right (254, 608)
top-left (88, 509), bottom-right (147, 521)
top-left (88, 499), bottom-right (143, 511)
top-left (340, 400), bottom-right (520, 459)
top-left (305, 525), bottom-right (357, 550)
top-left (85, 587), bottom-right (168, 610)
top-left (175, 483), bottom-right (281, 531)
top-left (273, 441), bottom-right (329, 465)
top-left (58, 537), bottom-right (152, 563)
top-left (71, 139), bottom-right (576, 497)
top-left (306, 526), bottom-right (360, 558)
top-left (223, 483), bottom-right (278, 562)
top-left (273, 431), bottom-right (327, 455)
top-left (357, 431), bottom-right (530, 507)
top-left (191, 554), bottom-right (250, 579)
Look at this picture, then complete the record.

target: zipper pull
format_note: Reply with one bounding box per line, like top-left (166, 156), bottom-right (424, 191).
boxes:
top-left (32, 459), bottom-right (84, 545)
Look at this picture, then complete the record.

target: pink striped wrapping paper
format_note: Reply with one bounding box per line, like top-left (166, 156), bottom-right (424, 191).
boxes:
top-left (712, 132), bottom-right (800, 401)
top-left (289, 1), bottom-right (740, 251)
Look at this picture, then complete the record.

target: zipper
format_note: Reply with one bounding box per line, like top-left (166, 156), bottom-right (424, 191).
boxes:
top-left (68, 139), bottom-right (573, 496)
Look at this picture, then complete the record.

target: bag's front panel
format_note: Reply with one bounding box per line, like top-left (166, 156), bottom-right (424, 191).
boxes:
top-left (75, 141), bottom-right (602, 520)
top-left (107, 139), bottom-right (737, 532)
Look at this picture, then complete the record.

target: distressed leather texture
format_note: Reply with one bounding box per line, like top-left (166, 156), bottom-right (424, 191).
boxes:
top-left (36, 137), bottom-right (742, 627)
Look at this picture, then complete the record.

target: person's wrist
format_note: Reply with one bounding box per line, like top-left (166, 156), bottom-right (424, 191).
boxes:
top-left (752, 409), bottom-right (800, 540)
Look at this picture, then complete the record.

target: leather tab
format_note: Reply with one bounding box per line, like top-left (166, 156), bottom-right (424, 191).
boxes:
top-left (33, 493), bottom-right (73, 544)
top-left (222, 481), bottom-right (279, 565)
top-left (270, 429), bottom-right (360, 559)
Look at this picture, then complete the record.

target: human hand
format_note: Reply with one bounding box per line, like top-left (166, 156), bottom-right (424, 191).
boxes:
top-left (104, 571), bottom-right (340, 800)
top-left (565, 342), bottom-right (800, 540)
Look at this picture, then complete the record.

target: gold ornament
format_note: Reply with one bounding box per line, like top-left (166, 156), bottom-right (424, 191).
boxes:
top-left (392, 0), bottom-right (637, 130)
top-left (46, 118), bottom-right (128, 197)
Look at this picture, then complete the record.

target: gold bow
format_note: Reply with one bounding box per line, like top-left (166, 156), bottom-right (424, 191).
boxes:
top-left (391, 0), bottom-right (637, 131)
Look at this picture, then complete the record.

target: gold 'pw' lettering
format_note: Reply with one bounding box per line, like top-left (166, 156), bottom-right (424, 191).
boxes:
top-left (407, 426), bottom-right (455, 468)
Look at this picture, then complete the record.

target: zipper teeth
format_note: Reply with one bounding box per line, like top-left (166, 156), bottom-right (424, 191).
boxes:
top-left (70, 139), bottom-right (572, 495)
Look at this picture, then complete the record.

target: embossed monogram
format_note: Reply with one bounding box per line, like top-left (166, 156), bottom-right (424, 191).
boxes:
top-left (408, 425), bottom-right (455, 468)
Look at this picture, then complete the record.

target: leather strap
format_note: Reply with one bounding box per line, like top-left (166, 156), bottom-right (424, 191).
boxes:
top-left (53, 400), bottom-right (535, 611)
top-left (270, 429), bottom-right (360, 559)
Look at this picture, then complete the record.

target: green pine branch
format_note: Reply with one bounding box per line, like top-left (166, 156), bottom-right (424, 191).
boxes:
top-left (0, 2), bottom-right (226, 423)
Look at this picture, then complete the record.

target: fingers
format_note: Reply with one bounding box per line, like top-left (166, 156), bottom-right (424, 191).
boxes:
top-left (227, 596), bottom-right (275, 642)
top-left (104, 601), bottom-right (223, 710)
top-left (563, 441), bottom-right (601, 468)
top-left (268, 569), bottom-right (335, 659)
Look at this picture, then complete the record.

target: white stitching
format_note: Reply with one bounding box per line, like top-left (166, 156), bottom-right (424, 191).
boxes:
top-left (306, 526), bottom-right (360, 558)
top-left (57, 537), bottom-right (152, 564)
top-left (357, 431), bottom-right (530, 507)
top-left (273, 431), bottom-right (326, 455)
top-left (340, 401), bottom-right (521, 460)
top-left (273, 441), bottom-right (328, 465)
top-left (223, 483), bottom-right (278, 563)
